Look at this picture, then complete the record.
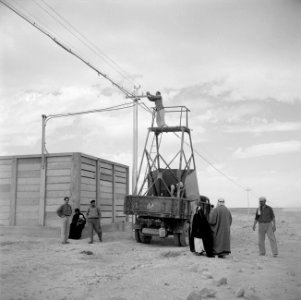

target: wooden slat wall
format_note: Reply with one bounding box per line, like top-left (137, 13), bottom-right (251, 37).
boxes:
top-left (114, 165), bottom-right (127, 222)
top-left (16, 158), bottom-right (41, 226)
top-left (45, 156), bottom-right (72, 227)
top-left (80, 156), bottom-right (96, 213)
top-left (0, 153), bottom-right (129, 228)
top-left (0, 159), bottom-right (12, 225)
top-left (98, 161), bottom-right (127, 224)
top-left (99, 161), bottom-right (113, 224)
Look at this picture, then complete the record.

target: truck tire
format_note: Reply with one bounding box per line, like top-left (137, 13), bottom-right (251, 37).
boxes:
top-left (173, 233), bottom-right (181, 246)
top-left (140, 234), bottom-right (152, 244)
top-left (174, 221), bottom-right (189, 247)
top-left (135, 229), bottom-right (141, 243)
top-left (179, 221), bottom-right (189, 246)
top-left (136, 229), bottom-right (152, 244)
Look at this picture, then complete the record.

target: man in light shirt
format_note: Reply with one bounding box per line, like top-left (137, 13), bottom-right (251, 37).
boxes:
top-left (56, 196), bottom-right (72, 244)
top-left (253, 197), bottom-right (278, 257)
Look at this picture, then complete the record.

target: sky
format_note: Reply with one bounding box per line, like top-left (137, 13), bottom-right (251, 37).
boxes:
top-left (0, 0), bottom-right (300, 208)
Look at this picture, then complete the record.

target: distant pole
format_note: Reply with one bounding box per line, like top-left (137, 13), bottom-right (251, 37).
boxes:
top-left (246, 188), bottom-right (251, 220)
top-left (132, 86), bottom-right (140, 195)
top-left (41, 114), bottom-right (47, 169)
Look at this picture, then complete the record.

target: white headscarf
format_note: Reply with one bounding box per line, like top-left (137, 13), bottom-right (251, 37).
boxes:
top-left (258, 196), bottom-right (266, 215)
top-left (217, 198), bottom-right (225, 207)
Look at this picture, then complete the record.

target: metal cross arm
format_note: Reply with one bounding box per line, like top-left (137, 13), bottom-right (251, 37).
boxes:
top-left (125, 95), bottom-right (149, 99)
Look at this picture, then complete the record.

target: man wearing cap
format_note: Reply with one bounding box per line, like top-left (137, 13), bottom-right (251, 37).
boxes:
top-left (253, 197), bottom-right (278, 257)
top-left (86, 200), bottom-right (102, 244)
top-left (209, 198), bottom-right (232, 258)
top-left (56, 196), bottom-right (72, 244)
top-left (146, 91), bottom-right (167, 127)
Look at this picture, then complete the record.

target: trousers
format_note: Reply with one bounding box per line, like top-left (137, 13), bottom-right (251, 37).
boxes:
top-left (60, 216), bottom-right (70, 243)
top-left (156, 109), bottom-right (167, 127)
top-left (258, 222), bottom-right (278, 256)
top-left (88, 218), bottom-right (102, 241)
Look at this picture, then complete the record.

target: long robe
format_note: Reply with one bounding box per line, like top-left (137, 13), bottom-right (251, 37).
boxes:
top-left (69, 213), bottom-right (86, 239)
top-left (190, 210), bottom-right (214, 256)
top-left (209, 205), bottom-right (232, 255)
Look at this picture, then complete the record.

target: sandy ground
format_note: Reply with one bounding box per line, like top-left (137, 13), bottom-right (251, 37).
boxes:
top-left (0, 208), bottom-right (300, 300)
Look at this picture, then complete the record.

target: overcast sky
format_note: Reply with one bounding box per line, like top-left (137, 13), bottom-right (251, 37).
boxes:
top-left (1, 0), bottom-right (300, 208)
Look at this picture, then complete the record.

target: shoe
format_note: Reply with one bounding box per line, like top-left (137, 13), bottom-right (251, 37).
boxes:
top-left (62, 241), bottom-right (70, 244)
top-left (218, 254), bottom-right (225, 258)
top-left (273, 254), bottom-right (278, 257)
top-left (88, 241), bottom-right (93, 244)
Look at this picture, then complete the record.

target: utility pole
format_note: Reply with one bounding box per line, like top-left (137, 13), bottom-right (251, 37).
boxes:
top-left (132, 98), bottom-right (138, 195)
top-left (246, 188), bottom-right (251, 220)
top-left (41, 114), bottom-right (47, 169)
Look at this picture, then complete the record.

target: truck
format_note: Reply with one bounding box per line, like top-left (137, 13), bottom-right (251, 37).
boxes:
top-left (124, 106), bottom-right (211, 246)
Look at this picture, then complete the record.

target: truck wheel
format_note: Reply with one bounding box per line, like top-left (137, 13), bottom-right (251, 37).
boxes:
top-left (140, 234), bottom-right (152, 244)
top-left (173, 233), bottom-right (181, 246)
top-left (179, 221), bottom-right (189, 246)
top-left (135, 229), bottom-right (141, 243)
top-left (174, 221), bottom-right (189, 247)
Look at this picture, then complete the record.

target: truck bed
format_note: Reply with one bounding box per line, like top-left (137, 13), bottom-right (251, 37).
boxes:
top-left (124, 195), bottom-right (192, 219)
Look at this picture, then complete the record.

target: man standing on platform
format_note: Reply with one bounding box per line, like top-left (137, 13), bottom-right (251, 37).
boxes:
top-left (253, 196), bottom-right (278, 257)
top-left (86, 200), bottom-right (102, 244)
top-left (146, 91), bottom-right (167, 127)
top-left (56, 196), bottom-right (72, 244)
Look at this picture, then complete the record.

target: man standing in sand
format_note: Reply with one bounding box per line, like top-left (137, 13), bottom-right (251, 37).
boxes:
top-left (146, 91), bottom-right (167, 127)
top-left (86, 200), bottom-right (102, 244)
top-left (253, 196), bottom-right (278, 257)
top-left (56, 196), bottom-right (72, 244)
top-left (209, 198), bottom-right (232, 258)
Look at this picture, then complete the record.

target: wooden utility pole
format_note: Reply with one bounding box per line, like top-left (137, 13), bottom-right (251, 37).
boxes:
top-left (246, 188), bottom-right (251, 220)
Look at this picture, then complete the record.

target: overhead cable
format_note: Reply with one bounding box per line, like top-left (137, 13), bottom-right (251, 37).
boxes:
top-left (46, 102), bottom-right (134, 122)
top-left (0, 0), bottom-right (136, 98)
top-left (31, 0), bottom-right (138, 89)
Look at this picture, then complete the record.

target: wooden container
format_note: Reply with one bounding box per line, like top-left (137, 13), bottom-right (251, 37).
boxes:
top-left (0, 152), bottom-right (129, 227)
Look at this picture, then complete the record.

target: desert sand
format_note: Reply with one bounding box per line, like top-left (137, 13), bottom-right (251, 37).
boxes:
top-left (0, 208), bottom-right (300, 300)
